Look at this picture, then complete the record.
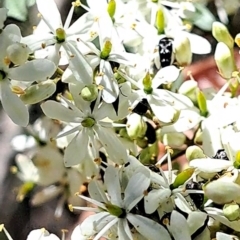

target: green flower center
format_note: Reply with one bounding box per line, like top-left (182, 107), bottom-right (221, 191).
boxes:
top-left (100, 41), bottom-right (112, 60)
top-left (81, 117), bottom-right (95, 128)
top-left (55, 28), bottom-right (66, 43)
top-left (105, 203), bottom-right (126, 218)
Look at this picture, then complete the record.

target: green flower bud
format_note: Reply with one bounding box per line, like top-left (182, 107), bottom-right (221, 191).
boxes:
top-left (119, 128), bottom-right (130, 139)
top-left (100, 41), bottom-right (112, 59)
top-left (81, 117), bottom-right (95, 128)
top-left (197, 90), bottom-right (208, 117)
top-left (6, 42), bottom-right (30, 65)
top-left (162, 132), bottom-right (186, 148)
top-left (186, 145), bottom-right (205, 161)
top-left (20, 80), bottom-right (56, 104)
top-left (105, 203), bottom-right (125, 217)
top-left (212, 22), bottom-right (234, 49)
top-left (174, 35), bottom-right (192, 66)
top-left (234, 150), bottom-right (240, 169)
top-left (170, 168), bottom-right (194, 189)
top-left (136, 137), bottom-right (148, 148)
top-left (214, 42), bottom-right (236, 79)
top-left (178, 80), bottom-right (198, 104)
top-left (107, 0), bottom-right (116, 20)
top-left (81, 84), bottom-right (98, 102)
top-left (126, 113), bottom-right (147, 139)
top-left (55, 28), bottom-right (66, 43)
top-left (223, 203), bottom-right (240, 221)
top-left (143, 72), bottom-right (152, 94)
top-left (156, 8), bottom-right (165, 34)
top-left (193, 128), bottom-right (203, 145)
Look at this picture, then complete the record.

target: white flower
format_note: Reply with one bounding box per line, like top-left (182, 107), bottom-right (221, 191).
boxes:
top-left (120, 66), bottom-right (193, 123)
top-left (41, 92), bottom-right (128, 167)
top-left (23, 0), bottom-right (92, 65)
top-left (72, 165), bottom-right (172, 240)
top-left (0, 24), bottom-right (55, 126)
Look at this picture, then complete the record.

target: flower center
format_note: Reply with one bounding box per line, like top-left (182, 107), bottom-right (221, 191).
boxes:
top-left (105, 203), bottom-right (126, 218)
top-left (55, 28), bottom-right (66, 43)
top-left (100, 41), bottom-right (112, 60)
top-left (81, 117), bottom-right (95, 127)
top-left (143, 72), bottom-right (153, 94)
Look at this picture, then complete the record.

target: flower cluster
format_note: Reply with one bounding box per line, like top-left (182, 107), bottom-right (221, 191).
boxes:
top-left (1, 0), bottom-right (240, 239)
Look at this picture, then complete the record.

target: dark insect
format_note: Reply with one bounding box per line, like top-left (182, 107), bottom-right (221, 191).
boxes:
top-left (185, 181), bottom-right (204, 209)
top-left (212, 149), bottom-right (229, 160)
top-left (132, 98), bottom-right (149, 116)
top-left (158, 37), bottom-right (174, 68)
top-left (145, 122), bottom-right (156, 144)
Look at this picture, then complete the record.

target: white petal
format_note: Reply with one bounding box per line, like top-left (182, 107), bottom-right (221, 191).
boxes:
top-left (187, 211), bottom-right (208, 236)
top-left (216, 232), bottom-right (237, 240)
top-left (71, 225), bottom-right (88, 240)
top-left (36, 0), bottom-right (62, 31)
top-left (64, 129), bottom-right (89, 167)
top-left (41, 100), bottom-right (82, 122)
top-left (104, 166), bottom-right (122, 206)
top-left (88, 180), bottom-right (109, 203)
top-left (0, 81), bottom-right (29, 126)
top-left (182, 32), bottom-right (211, 54)
top-left (27, 229), bottom-right (60, 240)
top-left (100, 61), bottom-right (119, 103)
top-left (152, 66), bottom-right (181, 88)
top-left (127, 214), bottom-right (171, 240)
top-left (124, 172), bottom-right (150, 212)
top-left (9, 59), bottom-right (56, 82)
top-left (67, 42), bottom-right (93, 85)
top-left (98, 15), bottom-right (113, 49)
top-left (189, 158), bottom-right (232, 173)
top-left (168, 210), bottom-right (191, 240)
top-left (94, 125), bottom-right (127, 164)
top-left (144, 188), bottom-right (171, 214)
top-left (118, 219), bottom-right (133, 240)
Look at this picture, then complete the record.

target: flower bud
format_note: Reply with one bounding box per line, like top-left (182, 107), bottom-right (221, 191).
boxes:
top-left (100, 41), bottom-right (112, 59)
top-left (107, 0), bottom-right (116, 20)
top-left (119, 128), bottom-right (130, 139)
top-left (143, 72), bottom-right (152, 94)
top-left (186, 145), bottom-right (205, 161)
top-left (81, 84), bottom-right (98, 102)
top-left (170, 168), bottom-right (195, 189)
top-left (136, 137), bottom-right (148, 148)
top-left (6, 42), bottom-right (30, 65)
top-left (174, 34), bottom-right (192, 66)
top-left (162, 132), bottom-right (186, 148)
top-left (234, 150), bottom-right (240, 169)
top-left (214, 42), bottom-right (236, 79)
top-left (178, 80), bottom-right (198, 104)
top-left (155, 8), bottom-right (165, 34)
top-left (204, 180), bottom-right (240, 204)
top-left (197, 90), bottom-right (208, 116)
top-left (20, 80), bottom-right (56, 104)
top-left (223, 203), bottom-right (240, 221)
top-left (126, 113), bottom-right (147, 139)
top-left (212, 22), bottom-right (234, 49)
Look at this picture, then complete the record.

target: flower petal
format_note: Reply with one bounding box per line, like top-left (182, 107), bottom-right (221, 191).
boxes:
top-left (88, 180), bottom-right (109, 203)
top-left (9, 59), bottom-right (56, 82)
top-left (104, 166), bottom-right (122, 207)
top-left (118, 219), bottom-right (133, 240)
top-left (64, 129), bottom-right (89, 167)
top-left (41, 100), bottom-right (83, 122)
top-left (0, 81), bottom-right (29, 126)
top-left (36, 0), bottom-right (62, 32)
top-left (127, 213), bottom-right (171, 240)
top-left (94, 125), bottom-right (128, 164)
top-left (124, 172), bottom-right (150, 212)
